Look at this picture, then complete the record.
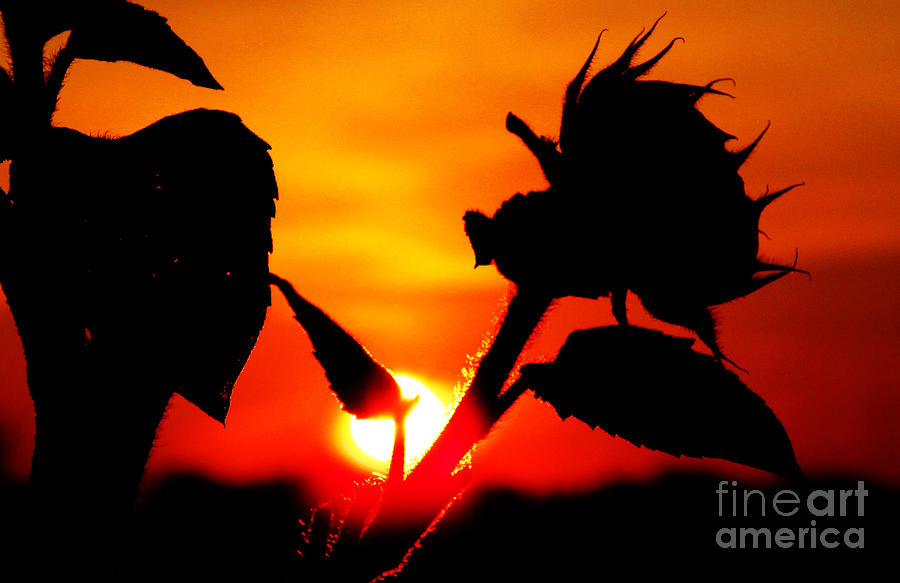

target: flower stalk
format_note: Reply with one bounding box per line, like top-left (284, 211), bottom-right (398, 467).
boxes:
top-left (342, 289), bottom-right (553, 581)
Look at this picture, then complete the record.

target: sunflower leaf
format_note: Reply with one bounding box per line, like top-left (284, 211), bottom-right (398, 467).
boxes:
top-left (0, 1), bottom-right (221, 89)
top-left (269, 274), bottom-right (403, 420)
top-left (524, 326), bottom-right (802, 479)
top-left (64, 1), bottom-right (222, 89)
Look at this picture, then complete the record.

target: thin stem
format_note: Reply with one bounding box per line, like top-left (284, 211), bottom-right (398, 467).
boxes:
top-left (388, 412), bottom-right (407, 486)
top-left (9, 30), bottom-right (49, 136)
top-left (349, 289), bottom-right (553, 582)
top-left (403, 289), bottom-right (552, 490)
top-left (45, 40), bottom-right (74, 119)
top-left (387, 396), bottom-right (418, 489)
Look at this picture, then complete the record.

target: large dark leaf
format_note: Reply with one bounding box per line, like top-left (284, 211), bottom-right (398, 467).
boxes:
top-left (24, 109), bottom-right (277, 422)
top-left (269, 274), bottom-right (404, 420)
top-left (0, 1), bottom-right (221, 89)
top-left (522, 326), bottom-right (802, 479)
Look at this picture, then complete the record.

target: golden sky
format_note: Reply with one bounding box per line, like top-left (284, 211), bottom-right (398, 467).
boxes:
top-left (1, 0), bottom-right (898, 497)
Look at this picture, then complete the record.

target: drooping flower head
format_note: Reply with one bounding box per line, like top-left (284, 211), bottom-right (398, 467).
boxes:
top-left (465, 15), bottom-right (806, 366)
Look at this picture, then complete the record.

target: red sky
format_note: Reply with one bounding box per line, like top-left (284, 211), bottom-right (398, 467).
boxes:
top-left (1, 0), bottom-right (898, 500)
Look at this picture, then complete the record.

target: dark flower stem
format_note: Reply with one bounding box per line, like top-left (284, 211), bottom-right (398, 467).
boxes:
top-left (403, 288), bottom-right (552, 489)
top-left (353, 289), bottom-right (552, 581)
top-left (388, 412), bottom-right (407, 487)
top-left (387, 398), bottom-right (418, 490)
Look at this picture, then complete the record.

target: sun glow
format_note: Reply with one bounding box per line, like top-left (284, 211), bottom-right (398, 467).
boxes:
top-left (347, 374), bottom-right (450, 472)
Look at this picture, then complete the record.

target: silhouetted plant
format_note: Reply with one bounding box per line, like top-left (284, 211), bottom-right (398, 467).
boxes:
top-left (274, 16), bottom-right (807, 581)
top-left (0, 1), bottom-right (275, 575)
top-left (269, 274), bottom-right (418, 489)
top-left (466, 16), bottom-right (808, 369)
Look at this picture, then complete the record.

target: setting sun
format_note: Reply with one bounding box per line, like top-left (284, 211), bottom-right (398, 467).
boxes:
top-left (348, 375), bottom-right (450, 471)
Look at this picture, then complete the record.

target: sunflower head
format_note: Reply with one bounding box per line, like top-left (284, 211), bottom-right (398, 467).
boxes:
top-left (465, 16), bottom-right (807, 363)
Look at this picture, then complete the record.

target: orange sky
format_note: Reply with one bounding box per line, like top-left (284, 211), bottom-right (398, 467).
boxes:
top-left (1, 0), bottom-right (898, 499)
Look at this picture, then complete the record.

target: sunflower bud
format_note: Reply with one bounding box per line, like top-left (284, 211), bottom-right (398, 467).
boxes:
top-left (466, 16), bottom-right (806, 365)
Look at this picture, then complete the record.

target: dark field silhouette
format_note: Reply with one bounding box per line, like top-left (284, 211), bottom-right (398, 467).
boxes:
top-left (2, 447), bottom-right (893, 582)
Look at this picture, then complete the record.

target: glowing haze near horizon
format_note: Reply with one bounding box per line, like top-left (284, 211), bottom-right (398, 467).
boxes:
top-left (0, 1), bottom-right (897, 499)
